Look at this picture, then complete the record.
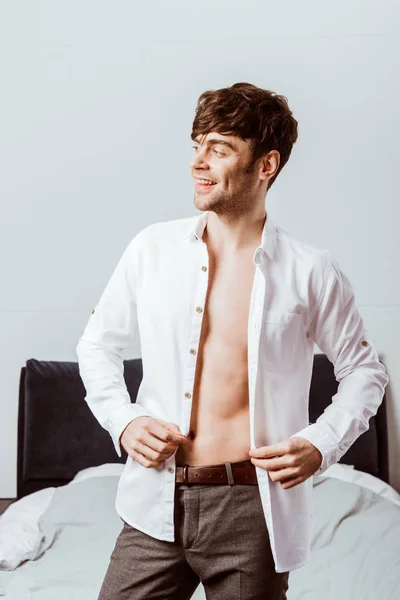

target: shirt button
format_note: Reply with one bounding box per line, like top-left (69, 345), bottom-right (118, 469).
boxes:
top-left (362, 340), bottom-right (369, 346)
top-left (190, 348), bottom-right (196, 355)
top-left (196, 306), bottom-right (203, 313)
top-left (185, 392), bottom-right (191, 398)
top-left (168, 467), bottom-right (174, 473)
top-left (201, 266), bottom-right (207, 271)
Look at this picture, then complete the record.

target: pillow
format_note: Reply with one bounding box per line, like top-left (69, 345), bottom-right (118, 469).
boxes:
top-left (0, 464), bottom-right (124, 571)
top-left (319, 463), bottom-right (400, 507)
top-left (71, 463), bottom-right (124, 484)
top-left (0, 487), bottom-right (55, 571)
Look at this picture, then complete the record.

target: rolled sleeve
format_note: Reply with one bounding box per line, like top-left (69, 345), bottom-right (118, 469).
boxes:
top-left (290, 252), bottom-right (389, 476)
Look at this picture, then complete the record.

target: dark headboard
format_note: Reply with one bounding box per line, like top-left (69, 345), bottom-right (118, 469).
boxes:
top-left (17, 354), bottom-right (389, 499)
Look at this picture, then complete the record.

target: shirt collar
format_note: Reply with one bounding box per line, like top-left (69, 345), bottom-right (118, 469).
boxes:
top-left (183, 210), bottom-right (277, 260)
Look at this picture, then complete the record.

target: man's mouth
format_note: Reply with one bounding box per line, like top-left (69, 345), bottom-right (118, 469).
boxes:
top-left (195, 178), bottom-right (218, 190)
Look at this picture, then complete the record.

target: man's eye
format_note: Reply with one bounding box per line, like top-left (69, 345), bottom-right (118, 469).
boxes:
top-left (191, 145), bottom-right (223, 156)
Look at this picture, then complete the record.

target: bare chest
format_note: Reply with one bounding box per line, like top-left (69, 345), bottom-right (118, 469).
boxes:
top-left (201, 251), bottom-right (256, 346)
top-left (175, 248), bottom-right (257, 465)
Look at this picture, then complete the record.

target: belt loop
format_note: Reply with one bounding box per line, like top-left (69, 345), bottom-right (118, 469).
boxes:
top-left (225, 462), bottom-right (235, 486)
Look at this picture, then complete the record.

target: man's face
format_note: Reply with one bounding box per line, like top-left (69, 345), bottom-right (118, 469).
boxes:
top-left (190, 132), bottom-right (263, 214)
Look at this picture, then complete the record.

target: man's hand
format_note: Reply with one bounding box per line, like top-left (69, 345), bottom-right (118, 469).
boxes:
top-left (120, 416), bottom-right (190, 468)
top-left (248, 437), bottom-right (323, 489)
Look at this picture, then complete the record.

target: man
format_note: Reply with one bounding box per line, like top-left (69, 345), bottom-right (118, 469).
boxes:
top-left (76, 82), bottom-right (389, 600)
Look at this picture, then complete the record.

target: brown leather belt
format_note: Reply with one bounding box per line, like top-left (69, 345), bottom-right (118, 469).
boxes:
top-left (175, 458), bottom-right (258, 485)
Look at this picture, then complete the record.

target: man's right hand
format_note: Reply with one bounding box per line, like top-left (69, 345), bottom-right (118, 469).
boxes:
top-left (119, 416), bottom-right (189, 468)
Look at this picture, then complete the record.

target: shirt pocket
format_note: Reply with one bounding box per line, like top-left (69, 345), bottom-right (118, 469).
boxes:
top-left (261, 310), bottom-right (303, 372)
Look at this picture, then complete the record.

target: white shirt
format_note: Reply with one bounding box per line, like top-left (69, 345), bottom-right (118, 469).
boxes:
top-left (76, 210), bottom-right (389, 573)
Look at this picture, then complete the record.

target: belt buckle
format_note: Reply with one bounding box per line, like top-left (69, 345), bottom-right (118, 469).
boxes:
top-left (182, 464), bottom-right (190, 485)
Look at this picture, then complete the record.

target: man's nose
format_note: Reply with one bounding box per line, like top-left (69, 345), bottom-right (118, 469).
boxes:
top-left (190, 148), bottom-right (208, 169)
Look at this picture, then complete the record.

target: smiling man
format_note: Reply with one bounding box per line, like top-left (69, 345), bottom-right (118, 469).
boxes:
top-left (77, 82), bottom-right (389, 600)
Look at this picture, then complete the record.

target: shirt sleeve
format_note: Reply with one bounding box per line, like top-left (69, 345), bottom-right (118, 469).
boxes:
top-left (76, 231), bottom-right (151, 457)
top-left (290, 251), bottom-right (390, 475)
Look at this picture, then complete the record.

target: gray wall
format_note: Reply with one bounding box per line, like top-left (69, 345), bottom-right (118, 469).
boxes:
top-left (0, 0), bottom-right (398, 497)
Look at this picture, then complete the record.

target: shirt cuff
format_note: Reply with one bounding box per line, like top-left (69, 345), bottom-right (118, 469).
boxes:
top-left (289, 422), bottom-right (339, 476)
top-left (105, 403), bottom-right (152, 457)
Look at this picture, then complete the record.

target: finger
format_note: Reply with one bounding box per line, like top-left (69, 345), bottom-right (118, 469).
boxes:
top-left (142, 431), bottom-right (177, 455)
top-left (264, 467), bottom-right (296, 484)
top-left (164, 425), bottom-right (188, 442)
top-left (250, 456), bottom-right (288, 471)
top-left (134, 440), bottom-right (166, 462)
top-left (150, 421), bottom-right (187, 445)
top-left (274, 466), bottom-right (300, 481)
top-left (130, 447), bottom-right (160, 469)
top-left (251, 442), bottom-right (289, 458)
top-left (280, 475), bottom-right (304, 489)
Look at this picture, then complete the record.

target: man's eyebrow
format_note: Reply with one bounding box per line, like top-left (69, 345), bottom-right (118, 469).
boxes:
top-left (193, 137), bottom-right (238, 151)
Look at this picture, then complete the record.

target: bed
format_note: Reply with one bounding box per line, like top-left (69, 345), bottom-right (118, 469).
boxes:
top-left (0, 353), bottom-right (399, 600)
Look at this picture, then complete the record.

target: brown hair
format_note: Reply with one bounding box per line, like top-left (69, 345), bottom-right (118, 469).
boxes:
top-left (191, 82), bottom-right (299, 191)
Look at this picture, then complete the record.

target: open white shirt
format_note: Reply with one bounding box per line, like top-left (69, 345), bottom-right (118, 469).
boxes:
top-left (76, 210), bottom-right (389, 573)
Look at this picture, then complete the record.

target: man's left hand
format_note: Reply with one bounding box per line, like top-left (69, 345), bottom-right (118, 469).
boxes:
top-left (249, 437), bottom-right (323, 489)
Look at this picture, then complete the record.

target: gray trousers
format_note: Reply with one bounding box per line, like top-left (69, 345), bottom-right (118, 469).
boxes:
top-left (98, 463), bottom-right (290, 599)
